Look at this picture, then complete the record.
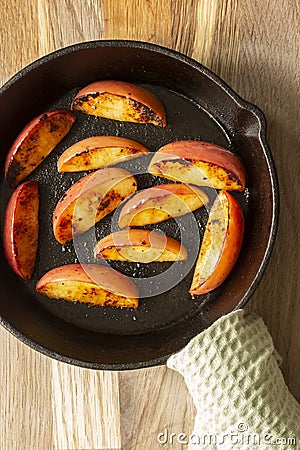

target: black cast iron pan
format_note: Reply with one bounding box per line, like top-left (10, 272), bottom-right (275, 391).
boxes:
top-left (0, 41), bottom-right (279, 369)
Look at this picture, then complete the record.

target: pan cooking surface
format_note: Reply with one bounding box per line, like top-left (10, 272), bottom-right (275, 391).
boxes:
top-left (0, 84), bottom-right (249, 335)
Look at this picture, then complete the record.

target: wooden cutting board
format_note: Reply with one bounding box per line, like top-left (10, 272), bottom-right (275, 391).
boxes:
top-left (0, 1), bottom-right (299, 449)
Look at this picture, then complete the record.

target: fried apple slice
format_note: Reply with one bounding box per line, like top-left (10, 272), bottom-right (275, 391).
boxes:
top-left (36, 264), bottom-right (139, 308)
top-left (72, 80), bottom-right (166, 127)
top-left (5, 109), bottom-right (76, 187)
top-left (189, 191), bottom-right (244, 296)
top-left (94, 229), bottom-right (187, 263)
top-left (3, 181), bottom-right (39, 280)
top-left (118, 183), bottom-right (209, 228)
top-left (53, 167), bottom-right (137, 244)
top-left (58, 135), bottom-right (149, 172)
top-left (148, 140), bottom-right (246, 191)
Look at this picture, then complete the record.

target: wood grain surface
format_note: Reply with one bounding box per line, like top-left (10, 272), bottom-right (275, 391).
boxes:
top-left (0, 1), bottom-right (299, 449)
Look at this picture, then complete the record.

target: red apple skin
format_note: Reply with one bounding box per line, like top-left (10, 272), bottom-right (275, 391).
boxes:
top-left (5, 109), bottom-right (76, 188)
top-left (3, 181), bottom-right (39, 280)
top-left (72, 80), bottom-right (166, 127)
top-left (149, 140), bottom-right (246, 191)
top-left (36, 264), bottom-right (139, 308)
top-left (189, 191), bottom-right (244, 295)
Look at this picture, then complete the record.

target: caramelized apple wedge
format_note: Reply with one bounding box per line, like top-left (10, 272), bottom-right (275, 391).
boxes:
top-left (189, 191), bottom-right (244, 296)
top-left (148, 140), bottom-right (246, 191)
top-left (5, 109), bottom-right (76, 187)
top-left (36, 264), bottom-right (139, 308)
top-left (94, 229), bottom-right (188, 263)
top-left (119, 183), bottom-right (209, 228)
top-left (58, 136), bottom-right (149, 172)
top-left (72, 80), bottom-right (166, 127)
top-left (3, 181), bottom-right (39, 280)
top-left (53, 167), bottom-right (137, 244)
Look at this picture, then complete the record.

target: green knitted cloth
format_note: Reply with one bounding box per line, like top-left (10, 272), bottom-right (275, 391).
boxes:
top-left (167, 310), bottom-right (300, 449)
